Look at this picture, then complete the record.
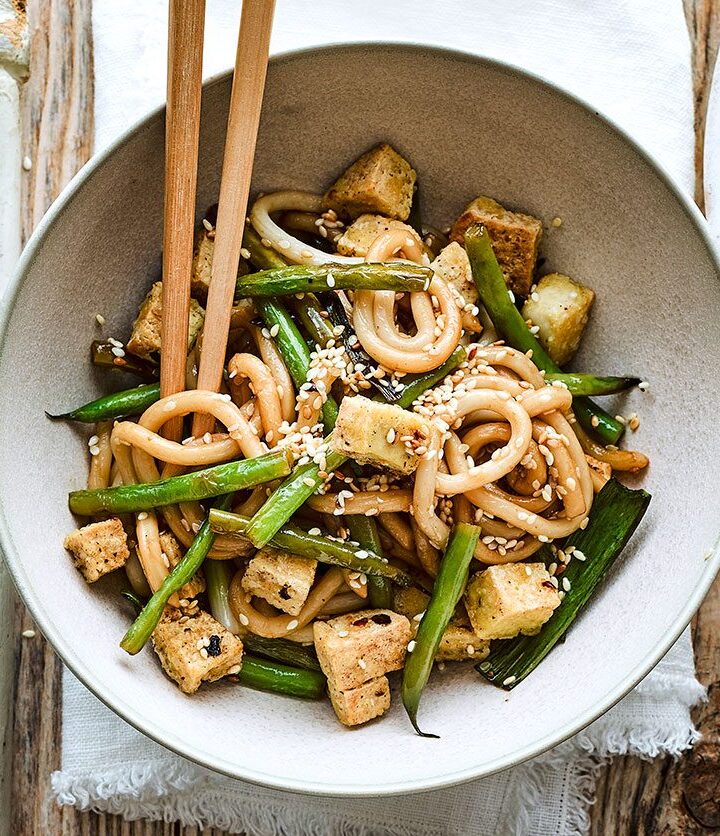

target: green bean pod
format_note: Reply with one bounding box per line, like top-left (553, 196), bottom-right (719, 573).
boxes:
top-left (209, 508), bottom-right (414, 586)
top-left (544, 373), bottom-right (641, 396)
top-left (241, 635), bottom-right (322, 673)
top-left (120, 495), bottom-right (233, 655)
top-left (48, 383), bottom-right (161, 423)
top-left (237, 263), bottom-right (431, 298)
top-left (294, 293), bottom-right (336, 347)
top-left (235, 655), bottom-right (326, 700)
top-left (402, 522), bottom-right (481, 737)
top-left (346, 516), bottom-right (393, 609)
top-left (69, 449), bottom-right (292, 515)
top-left (464, 224), bottom-right (625, 445)
top-left (91, 340), bottom-right (159, 380)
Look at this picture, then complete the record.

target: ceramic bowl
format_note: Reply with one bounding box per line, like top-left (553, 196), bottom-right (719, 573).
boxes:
top-left (1, 44), bottom-right (719, 796)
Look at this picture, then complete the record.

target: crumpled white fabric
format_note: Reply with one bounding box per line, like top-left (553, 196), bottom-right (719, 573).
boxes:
top-left (53, 2), bottom-right (704, 834)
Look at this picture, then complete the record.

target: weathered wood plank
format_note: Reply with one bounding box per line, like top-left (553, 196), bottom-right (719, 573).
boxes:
top-left (11, 1), bottom-right (93, 834)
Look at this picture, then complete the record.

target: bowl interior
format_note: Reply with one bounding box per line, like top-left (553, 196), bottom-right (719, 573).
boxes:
top-left (1, 44), bottom-right (719, 795)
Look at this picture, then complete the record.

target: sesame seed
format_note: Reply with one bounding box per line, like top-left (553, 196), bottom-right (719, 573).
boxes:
top-left (551, 216), bottom-right (563, 228)
top-left (228, 664), bottom-right (242, 675)
top-left (286, 620), bottom-right (299, 631)
top-left (95, 314), bottom-right (106, 326)
top-left (591, 415), bottom-right (599, 428)
top-left (137, 511), bottom-right (148, 521)
top-left (269, 323), bottom-right (280, 338)
top-left (308, 527), bottom-right (321, 536)
top-left (337, 629), bottom-right (349, 637)
top-left (407, 640), bottom-right (416, 653)
top-left (202, 218), bottom-right (213, 231)
top-left (638, 380), bottom-right (649, 392)
top-left (22, 155), bottom-right (32, 171)
top-left (503, 675), bottom-right (517, 686)
top-left (562, 577), bottom-right (572, 591)
top-left (111, 346), bottom-right (125, 357)
top-left (238, 613), bottom-right (250, 626)
top-left (22, 629), bottom-right (35, 638)
top-left (200, 648), bottom-right (209, 659)
top-left (574, 549), bottom-right (587, 562)
top-left (466, 644), bottom-right (476, 656)
top-left (203, 432), bottom-right (212, 444)
top-left (525, 565), bottom-right (532, 576)
top-left (240, 247), bottom-right (251, 260)
top-left (327, 273), bottom-right (336, 288)
top-left (386, 428), bottom-right (396, 444)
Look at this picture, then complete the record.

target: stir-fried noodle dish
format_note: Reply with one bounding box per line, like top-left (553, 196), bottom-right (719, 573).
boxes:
top-left (56, 144), bottom-right (651, 733)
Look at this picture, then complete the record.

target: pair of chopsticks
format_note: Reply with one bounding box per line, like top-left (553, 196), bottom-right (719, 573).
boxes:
top-left (160, 0), bottom-right (275, 440)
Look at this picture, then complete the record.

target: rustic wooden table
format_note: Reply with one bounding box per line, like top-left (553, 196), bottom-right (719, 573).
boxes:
top-left (7, 1), bottom-right (720, 833)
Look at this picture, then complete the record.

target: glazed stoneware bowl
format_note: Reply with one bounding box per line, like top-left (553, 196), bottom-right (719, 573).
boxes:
top-left (1, 44), bottom-right (719, 796)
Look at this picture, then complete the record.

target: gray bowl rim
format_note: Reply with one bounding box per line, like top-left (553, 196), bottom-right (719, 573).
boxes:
top-left (1, 41), bottom-right (719, 797)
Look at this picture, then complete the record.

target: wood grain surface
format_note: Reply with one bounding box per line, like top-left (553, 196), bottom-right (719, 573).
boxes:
top-left (7, 0), bottom-right (720, 833)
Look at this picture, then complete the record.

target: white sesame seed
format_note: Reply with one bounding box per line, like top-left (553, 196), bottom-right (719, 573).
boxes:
top-left (137, 511), bottom-right (148, 521)
top-left (357, 658), bottom-right (367, 670)
top-left (407, 640), bottom-right (416, 653)
top-left (202, 218), bottom-right (213, 231)
top-left (573, 549), bottom-right (586, 562)
top-left (308, 527), bottom-right (321, 536)
top-left (228, 664), bottom-right (242, 675)
top-left (562, 577), bottom-right (571, 592)
top-left (22, 155), bottom-right (32, 171)
top-left (466, 644), bottom-right (476, 656)
top-left (111, 346), bottom-right (125, 357)
top-left (286, 619), bottom-right (299, 631)
top-left (551, 216), bottom-right (563, 228)
top-left (503, 675), bottom-right (517, 686)
top-left (238, 613), bottom-right (250, 626)
top-left (95, 314), bottom-right (106, 326)
top-left (336, 629), bottom-right (349, 637)
top-left (22, 629), bottom-right (35, 638)
top-left (638, 380), bottom-right (649, 392)
top-left (88, 435), bottom-right (99, 447)
top-left (269, 323), bottom-right (280, 338)
top-left (200, 648), bottom-right (209, 659)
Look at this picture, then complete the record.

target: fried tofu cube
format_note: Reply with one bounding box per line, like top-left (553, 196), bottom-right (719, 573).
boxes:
top-left (586, 454), bottom-right (612, 492)
top-left (191, 228), bottom-right (248, 297)
top-left (323, 143), bottom-right (416, 221)
top-left (431, 242), bottom-right (482, 333)
top-left (328, 675), bottom-right (391, 726)
top-left (465, 563), bottom-right (561, 640)
top-left (336, 214), bottom-right (423, 258)
top-left (127, 281), bottom-right (205, 357)
top-left (331, 396), bottom-right (430, 475)
top-left (450, 196), bottom-right (542, 297)
top-left (64, 518), bottom-right (129, 583)
top-left (159, 531), bottom-right (205, 600)
top-left (191, 228), bottom-right (214, 296)
top-left (521, 273), bottom-right (595, 366)
top-left (151, 609), bottom-right (244, 695)
top-left (393, 587), bottom-right (490, 662)
top-left (313, 609), bottom-right (412, 691)
top-left (241, 546), bottom-right (317, 616)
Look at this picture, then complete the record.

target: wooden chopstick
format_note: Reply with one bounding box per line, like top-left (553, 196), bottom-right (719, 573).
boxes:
top-left (160, 0), bottom-right (206, 440)
top-left (191, 0), bottom-right (276, 438)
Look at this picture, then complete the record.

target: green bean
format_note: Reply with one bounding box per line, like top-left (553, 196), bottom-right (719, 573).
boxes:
top-left (120, 590), bottom-right (145, 614)
top-left (346, 516), bottom-right (393, 608)
top-left (235, 655), bottom-right (326, 700)
top-left (401, 523), bottom-right (481, 737)
top-left (91, 340), bottom-right (159, 380)
top-left (244, 348), bottom-right (467, 549)
top-left (544, 373), bottom-right (641, 396)
top-left (205, 559), bottom-right (243, 633)
top-left (69, 449), bottom-right (292, 516)
top-left (476, 478), bottom-right (650, 689)
top-left (209, 508), bottom-right (414, 586)
top-left (120, 495), bottom-right (233, 655)
top-left (236, 263), bottom-right (431, 298)
top-left (48, 383), bottom-right (161, 423)
top-left (464, 224), bottom-right (625, 445)
top-left (294, 293), bottom-right (336, 347)
top-left (241, 635), bottom-right (322, 673)
top-left (242, 224), bottom-right (288, 270)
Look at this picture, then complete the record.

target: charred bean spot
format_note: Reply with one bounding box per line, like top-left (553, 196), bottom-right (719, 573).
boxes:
top-left (352, 617), bottom-right (369, 627)
top-left (541, 581), bottom-right (556, 590)
top-left (207, 635), bottom-right (222, 657)
top-left (279, 585), bottom-right (291, 600)
top-left (370, 613), bottom-right (392, 625)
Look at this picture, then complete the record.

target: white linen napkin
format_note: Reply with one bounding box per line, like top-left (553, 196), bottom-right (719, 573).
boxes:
top-left (52, 1), bottom-right (705, 833)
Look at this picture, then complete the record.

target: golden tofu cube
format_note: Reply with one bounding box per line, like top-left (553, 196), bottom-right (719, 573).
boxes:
top-left (336, 214), bottom-right (423, 258)
top-left (328, 675), bottom-right (391, 726)
top-left (465, 563), bottom-right (561, 640)
top-left (431, 242), bottom-right (482, 333)
top-left (521, 273), bottom-right (595, 366)
top-left (331, 396), bottom-right (430, 475)
top-left (393, 587), bottom-right (490, 661)
top-left (64, 517), bottom-right (129, 583)
top-left (323, 143), bottom-right (416, 221)
top-left (241, 546), bottom-right (317, 616)
top-left (450, 196), bottom-right (542, 297)
top-left (313, 608), bottom-right (412, 691)
top-left (152, 609), bottom-right (244, 695)
top-left (127, 281), bottom-right (205, 357)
